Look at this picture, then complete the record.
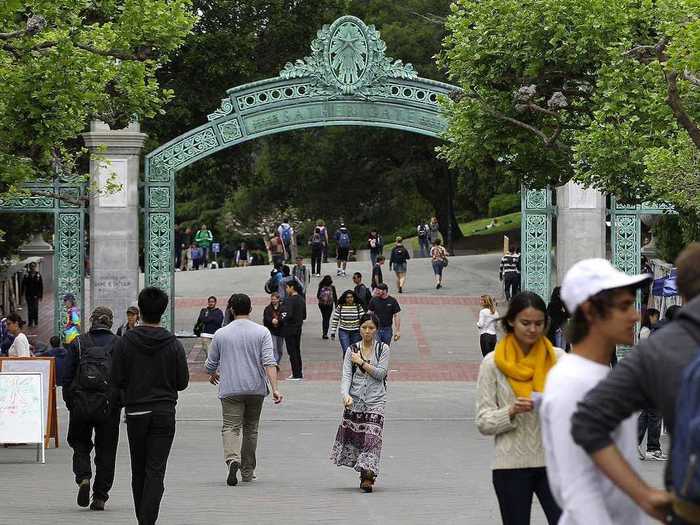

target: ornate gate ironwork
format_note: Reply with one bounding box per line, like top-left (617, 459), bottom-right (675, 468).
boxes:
top-left (0, 179), bottom-right (86, 337)
top-left (144, 15), bottom-right (463, 328)
top-left (520, 187), bottom-right (554, 302)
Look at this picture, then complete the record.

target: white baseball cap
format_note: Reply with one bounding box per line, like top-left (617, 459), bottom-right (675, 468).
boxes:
top-left (560, 258), bottom-right (652, 314)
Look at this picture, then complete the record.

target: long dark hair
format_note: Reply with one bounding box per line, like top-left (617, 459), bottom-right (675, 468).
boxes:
top-left (501, 291), bottom-right (548, 333)
top-left (6, 312), bottom-right (25, 328)
top-left (319, 275), bottom-right (333, 288)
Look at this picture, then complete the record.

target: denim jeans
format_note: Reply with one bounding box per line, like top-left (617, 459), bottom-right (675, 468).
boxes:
top-left (492, 468), bottom-right (561, 525)
top-left (419, 238), bottom-right (431, 257)
top-left (377, 327), bottom-right (393, 345)
top-left (338, 329), bottom-right (361, 356)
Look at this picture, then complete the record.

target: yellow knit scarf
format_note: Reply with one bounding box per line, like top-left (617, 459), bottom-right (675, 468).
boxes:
top-left (494, 333), bottom-right (557, 398)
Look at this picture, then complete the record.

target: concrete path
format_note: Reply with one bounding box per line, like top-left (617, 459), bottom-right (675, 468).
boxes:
top-left (1, 382), bottom-right (666, 524)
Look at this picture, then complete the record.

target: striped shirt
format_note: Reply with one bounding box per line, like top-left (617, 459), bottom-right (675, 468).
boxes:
top-left (499, 254), bottom-right (520, 279)
top-left (330, 304), bottom-right (365, 335)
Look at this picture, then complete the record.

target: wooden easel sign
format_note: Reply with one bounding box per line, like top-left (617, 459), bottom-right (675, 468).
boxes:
top-left (0, 357), bottom-right (59, 448)
top-left (0, 372), bottom-right (45, 463)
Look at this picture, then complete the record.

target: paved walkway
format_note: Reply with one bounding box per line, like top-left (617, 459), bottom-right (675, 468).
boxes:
top-left (1, 382), bottom-right (667, 524)
top-left (177, 254), bottom-right (504, 381)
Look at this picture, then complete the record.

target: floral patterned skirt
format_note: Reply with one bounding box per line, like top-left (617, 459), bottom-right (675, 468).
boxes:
top-left (330, 407), bottom-right (385, 476)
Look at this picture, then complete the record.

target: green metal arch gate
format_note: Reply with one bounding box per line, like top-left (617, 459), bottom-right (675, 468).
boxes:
top-left (143, 15), bottom-right (555, 329)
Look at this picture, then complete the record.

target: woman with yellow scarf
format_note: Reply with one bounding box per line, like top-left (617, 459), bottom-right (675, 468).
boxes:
top-left (476, 291), bottom-right (564, 525)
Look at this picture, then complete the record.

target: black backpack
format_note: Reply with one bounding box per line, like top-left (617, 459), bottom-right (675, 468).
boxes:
top-left (350, 341), bottom-right (388, 389)
top-left (69, 334), bottom-right (114, 422)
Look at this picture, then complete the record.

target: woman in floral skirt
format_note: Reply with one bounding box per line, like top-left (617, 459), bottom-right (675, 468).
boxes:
top-left (330, 313), bottom-right (390, 492)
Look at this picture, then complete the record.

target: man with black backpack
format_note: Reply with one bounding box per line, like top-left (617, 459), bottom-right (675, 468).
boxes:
top-left (335, 223), bottom-right (352, 277)
top-left (571, 243), bottom-right (700, 524)
top-left (417, 222), bottom-right (430, 258)
top-left (62, 306), bottom-right (120, 511)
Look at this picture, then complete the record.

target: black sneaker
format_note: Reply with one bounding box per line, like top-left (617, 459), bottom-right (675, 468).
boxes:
top-left (227, 461), bottom-right (239, 486)
top-left (77, 479), bottom-right (90, 507)
top-left (90, 498), bottom-right (105, 511)
top-left (322, 335), bottom-right (329, 340)
top-left (398, 287), bottom-right (403, 293)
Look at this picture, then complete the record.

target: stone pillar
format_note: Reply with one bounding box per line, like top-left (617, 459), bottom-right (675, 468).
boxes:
top-left (555, 181), bottom-right (606, 283)
top-left (83, 121), bottom-right (147, 330)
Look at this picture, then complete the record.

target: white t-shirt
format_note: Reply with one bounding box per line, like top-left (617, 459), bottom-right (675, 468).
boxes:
top-left (476, 308), bottom-right (499, 335)
top-left (541, 353), bottom-right (647, 525)
top-left (8, 333), bottom-right (31, 357)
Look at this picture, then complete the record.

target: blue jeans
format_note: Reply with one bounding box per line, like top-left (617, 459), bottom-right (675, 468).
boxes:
top-left (338, 329), bottom-right (361, 356)
top-left (377, 327), bottom-right (393, 345)
top-left (419, 238), bottom-right (431, 257)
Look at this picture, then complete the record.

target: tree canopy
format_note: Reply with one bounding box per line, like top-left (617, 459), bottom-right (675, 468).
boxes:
top-left (440, 0), bottom-right (700, 218)
top-left (0, 0), bottom-right (196, 193)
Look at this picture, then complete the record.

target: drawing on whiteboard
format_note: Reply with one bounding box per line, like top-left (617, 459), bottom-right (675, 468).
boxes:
top-left (0, 373), bottom-right (43, 443)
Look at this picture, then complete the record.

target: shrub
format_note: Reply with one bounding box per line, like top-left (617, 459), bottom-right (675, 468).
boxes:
top-left (488, 193), bottom-right (520, 218)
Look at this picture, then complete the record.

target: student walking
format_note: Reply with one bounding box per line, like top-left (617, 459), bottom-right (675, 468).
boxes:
top-left (263, 292), bottom-right (285, 365)
top-left (281, 280), bottom-right (306, 380)
top-left (117, 306), bottom-right (140, 336)
top-left (477, 295), bottom-right (499, 357)
top-left (371, 256), bottom-right (385, 290)
top-left (278, 220), bottom-right (294, 263)
top-left (235, 242), bottom-right (249, 267)
top-left (335, 223), bottom-right (352, 277)
top-left (417, 221), bottom-right (431, 257)
top-left (195, 224), bottom-right (213, 267)
top-left (205, 294), bottom-right (283, 486)
top-left (309, 227), bottom-right (324, 276)
top-left (546, 287), bottom-right (569, 351)
top-left (63, 293), bottom-right (81, 345)
top-left (429, 216), bottom-right (440, 244)
top-left (637, 308), bottom-right (665, 461)
top-left (317, 276), bottom-right (338, 340)
top-left (63, 307), bottom-right (120, 511)
top-left (570, 244), bottom-right (700, 524)
top-left (22, 261), bottom-right (43, 327)
top-left (110, 287), bottom-right (189, 525)
top-left (541, 259), bottom-right (651, 524)
top-left (352, 272), bottom-right (372, 309)
top-left (330, 290), bottom-right (365, 356)
top-left (193, 296), bottom-right (224, 357)
top-left (475, 291), bottom-right (563, 525)
top-left (430, 238), bottom-right (448, 289)
top-left (499, 248), bottom-right (520, 301)
top-left (316, 219), bottom-right (329, 263)
top-left (330, 313), bottom-right (390, 493)
top-left (389, 237), bottom-right (410, 293)
top-left (6, 312), bottom-right (30, 357)
top-left (367, 283), bottom-right (401, 346)
top-left (292, 256), bottom-right (310, 290)
top-left (367, 229), bottom-right (383, 268)
top-left (179, 227), bottom-right (192, 271)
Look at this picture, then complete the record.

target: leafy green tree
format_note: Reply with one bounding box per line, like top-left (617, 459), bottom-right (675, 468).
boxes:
top-left (0, 0), bottom-right (196, 195)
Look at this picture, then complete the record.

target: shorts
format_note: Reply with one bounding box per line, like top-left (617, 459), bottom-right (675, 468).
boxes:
top-left (337, 247), bottom-right (350, 261)
top-left (432, 260), bottom-right (444, 276)
top-left (393, 262), bottom-right (407, 273)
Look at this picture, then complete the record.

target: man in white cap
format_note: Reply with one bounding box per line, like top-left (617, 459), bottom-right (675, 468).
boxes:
top-left (540, 258), bottom-right (654, 524)
top-left (572, 243), bottom-right (700, 524)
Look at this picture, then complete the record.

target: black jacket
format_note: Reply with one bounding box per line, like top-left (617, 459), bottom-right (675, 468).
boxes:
top-left (263, 304), bottom-right (283, 337)
top-left (281, 294), bottom-right (306, 336)
top-left (22, 271), bottom-right (43, 299)
top-left (196, 307), bottom-right (223, 335)
top-left (571, 295), bottom-right (700, 488)
top-left (110, 326), bottom-right (189, 413)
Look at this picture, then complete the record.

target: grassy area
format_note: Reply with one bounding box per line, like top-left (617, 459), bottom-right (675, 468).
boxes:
top-left (382, 212), bottom-right (522, 252)
top-left (459, 212), bottom-right (521, 237)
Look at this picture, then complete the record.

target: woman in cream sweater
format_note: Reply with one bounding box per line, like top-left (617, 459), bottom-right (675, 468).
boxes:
top-left (476, 291), bottom-right (564, 525)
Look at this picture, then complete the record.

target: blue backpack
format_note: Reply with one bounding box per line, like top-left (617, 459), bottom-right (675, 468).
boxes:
top-left (673, 348), bottom-right (700, 506)
top-left (338, 231), bottom-right (350, 249)
top-left (280, 225), bottom-right (292, 243)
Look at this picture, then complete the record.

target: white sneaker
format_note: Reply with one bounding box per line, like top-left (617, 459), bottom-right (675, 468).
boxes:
top-left (286, 376), bottom-right (303, 381)
top-left (646, 450), bottom-right (667, 461)
top-left (637, 445), bottom-right (646, 460)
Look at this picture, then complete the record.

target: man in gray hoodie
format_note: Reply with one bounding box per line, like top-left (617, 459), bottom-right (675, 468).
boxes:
top-left (571, 243), bottom-right (700, 524)
top-left (206, 293), bottom-right (283, 486)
